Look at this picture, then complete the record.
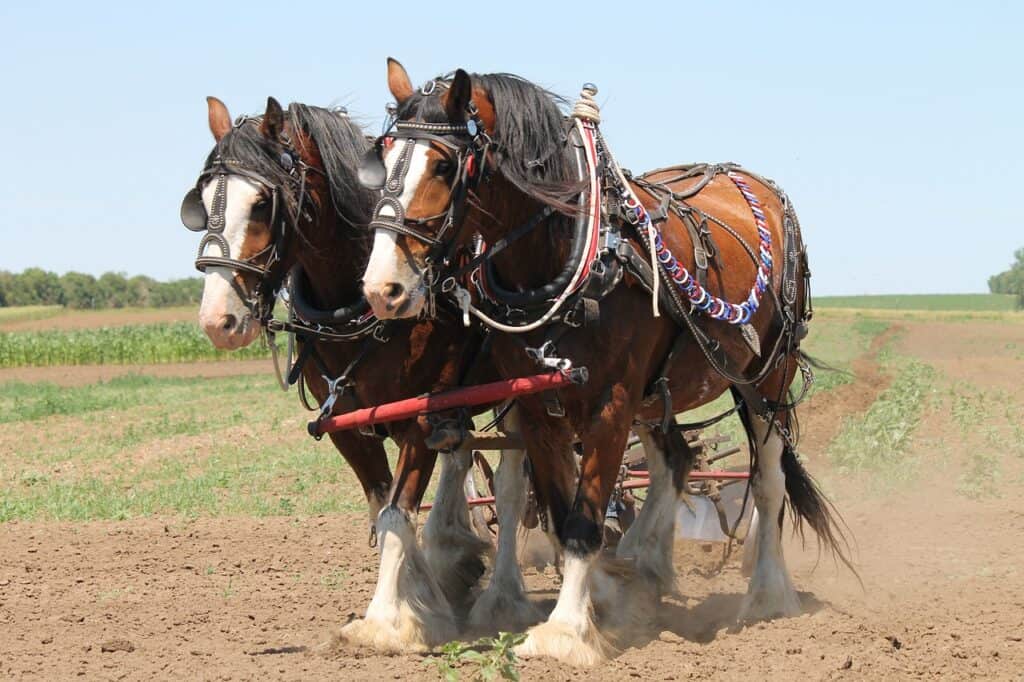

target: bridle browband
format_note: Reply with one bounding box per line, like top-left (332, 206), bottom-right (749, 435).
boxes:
top-left (180, 116), bottom-right (316, 322)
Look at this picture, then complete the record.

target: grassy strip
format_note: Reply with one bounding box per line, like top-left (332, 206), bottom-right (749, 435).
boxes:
top-left (0, 438), bottom-right (373, 522)
top-left (0, 305), bottom-right (63, 325)
top-left (827, 357), bottom-right (937, 479)
top-left (0, 373), bottom-right (275, 424)
top-left (0, 322), bottom-right (270, 367)
top-left (0, 370), bottom-right (397, 521)
top-left (816, 293), bottom-right (1016, 312)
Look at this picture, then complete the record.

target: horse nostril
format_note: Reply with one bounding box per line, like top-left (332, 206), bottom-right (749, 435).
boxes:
top-left (221, 314), bottom-right (237, 331)
top-left (382, 282), bottom-right (405, 301)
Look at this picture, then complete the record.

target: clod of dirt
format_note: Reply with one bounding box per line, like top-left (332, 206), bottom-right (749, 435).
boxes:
top-left (100, 639), bottom-right (135, 653)
top-left (840, 656), bottom-right (853, 670)
top-left (886, 635), bottom-right (903, 650)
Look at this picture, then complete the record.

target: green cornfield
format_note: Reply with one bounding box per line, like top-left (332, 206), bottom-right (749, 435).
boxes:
top-left (0, 322), bottom-right (270, 367)
top-left (815, 293), bottom-right (1017, 311)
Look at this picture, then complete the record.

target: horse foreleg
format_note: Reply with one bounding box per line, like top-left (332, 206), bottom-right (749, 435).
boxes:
top-left (516, 395), bottom-right (633, 666)
top-left (339, 433), bottom-right (456, 652)
top-left (423, 445), bottom-right (490, 611)
top-left (468, 406), bottom-right (540, 632)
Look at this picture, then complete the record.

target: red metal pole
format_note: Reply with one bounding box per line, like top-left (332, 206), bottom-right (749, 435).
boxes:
top-left (313, 371), bottom-right (582, 437)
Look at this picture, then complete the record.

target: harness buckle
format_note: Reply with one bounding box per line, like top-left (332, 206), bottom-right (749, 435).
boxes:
top-left (448, 284), bottom-right (473, 327)
top-left (503, 306), bottom-right (527, 324)
top-left (371, 322), bottom-right (391, 343)
top-left (317, 376), bottom-right (346, 421)
top-left (525, 340), bottom-right (573, 374)
top-left (602, 227), bottom-right (622, 253)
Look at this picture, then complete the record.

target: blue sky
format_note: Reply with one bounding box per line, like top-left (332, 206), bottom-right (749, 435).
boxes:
top-left (0, 1), bottom-right (1020, 295)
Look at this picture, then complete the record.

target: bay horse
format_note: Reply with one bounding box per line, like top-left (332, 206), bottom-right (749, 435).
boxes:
top-left (360, 60), bottom-right (849, 664)
top-left (182, 96), bottom-right (537, 650)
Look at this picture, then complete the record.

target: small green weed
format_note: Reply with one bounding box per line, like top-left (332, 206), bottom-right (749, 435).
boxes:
top-left (320, 568), bottom-right (348, 591)
top-left (431, 632), bottom-right (527, 682)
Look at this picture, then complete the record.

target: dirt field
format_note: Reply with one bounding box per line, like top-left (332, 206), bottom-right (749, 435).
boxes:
top-left (2, 314), bottom-right (1023, 680)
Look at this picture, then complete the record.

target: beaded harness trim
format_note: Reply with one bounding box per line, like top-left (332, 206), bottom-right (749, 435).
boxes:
top-left (626, 171), bottom-right (773, 325)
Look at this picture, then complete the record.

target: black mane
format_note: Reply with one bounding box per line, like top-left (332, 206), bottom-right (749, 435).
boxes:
top-left (397, 72), bottom-right (581, 213)
top-left (288, 104), bottom-right (376, 229)
top-left (204, 104), bottom-right (375, 231)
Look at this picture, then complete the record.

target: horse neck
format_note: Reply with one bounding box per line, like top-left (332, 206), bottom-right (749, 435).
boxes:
top-left (473, 178), bottom-right (568, 289)
top-left (293, 188), bottom-right (369, 310)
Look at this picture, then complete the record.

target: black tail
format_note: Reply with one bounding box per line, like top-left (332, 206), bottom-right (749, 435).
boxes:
top-left (781, 445), bottom-right (858, 579)
top-left (731, 387), bottom-right (858, 580)
top-left (798, 349), bottom-right (849, 378)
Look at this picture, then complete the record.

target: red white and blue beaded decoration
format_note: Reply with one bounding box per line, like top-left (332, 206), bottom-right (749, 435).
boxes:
top-left (630, 171), bottom-right (772, 325)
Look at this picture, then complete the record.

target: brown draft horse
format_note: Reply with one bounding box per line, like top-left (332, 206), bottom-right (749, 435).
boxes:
top-left (186, 96), bottom-right (536, 651)
top-left (361, 60), bottom-right (848, 664)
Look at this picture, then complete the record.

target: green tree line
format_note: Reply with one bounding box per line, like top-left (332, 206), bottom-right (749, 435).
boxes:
top-left (989, 247), bottom-right (1024, 309)
top-left (0, 268), bottom-right (203, 309)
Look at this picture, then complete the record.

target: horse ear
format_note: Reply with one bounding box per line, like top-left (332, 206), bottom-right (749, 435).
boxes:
top-left (260, 96), bottom-right (285, 139)
top-left (387, 57), bottom-right (414, 104)
top-left (445, 69), bottom-right (472, 121)
top-left (207, 96), bottom-right (232, 142)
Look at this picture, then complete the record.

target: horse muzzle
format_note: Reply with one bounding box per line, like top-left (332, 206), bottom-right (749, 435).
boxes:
top-left (363, 280), bottom-right (423, 320)
top-left (199, 310), bottom-right (259, 350)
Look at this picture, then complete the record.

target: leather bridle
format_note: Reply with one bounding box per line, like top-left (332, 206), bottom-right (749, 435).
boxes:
top-left (180, 118), bottom-right (316, 323)
top-left (359, 103), bottom-right (492, 293)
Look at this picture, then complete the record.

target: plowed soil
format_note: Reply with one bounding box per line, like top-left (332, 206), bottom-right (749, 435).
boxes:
top-left (2, 319), bottom-right (1023, 680)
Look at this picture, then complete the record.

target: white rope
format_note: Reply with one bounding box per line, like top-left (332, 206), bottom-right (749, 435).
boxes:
top-left (572, 83), bottom-right (601, 124)
top-left (646, 218), bottom-right (661, 318)
top-left (454, 116), bottom-right (600, 334)
top-left (573, 84), bottom-right (659, 317)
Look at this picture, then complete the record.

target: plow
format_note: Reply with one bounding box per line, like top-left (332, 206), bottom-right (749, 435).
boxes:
top-left (312, 370), bottom-right (754, 546)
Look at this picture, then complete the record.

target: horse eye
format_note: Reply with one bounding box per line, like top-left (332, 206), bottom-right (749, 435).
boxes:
top-left (254, 197), bottom-right (269, 209)
top-left (435, 160), bottom-right (453, 177)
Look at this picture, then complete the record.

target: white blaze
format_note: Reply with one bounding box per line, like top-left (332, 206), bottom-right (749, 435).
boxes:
top-left (197, 176), bottom-right (262, 343)
top-left (362, 141), bottom-right (431, 295)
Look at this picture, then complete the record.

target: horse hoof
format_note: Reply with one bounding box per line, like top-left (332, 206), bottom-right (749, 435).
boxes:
top-left (337, 614), bottom-right (451, 654)
top-left (737, 582), bottom-right (802, 624)
top-left (514, 620), bottom-right (611, 666)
